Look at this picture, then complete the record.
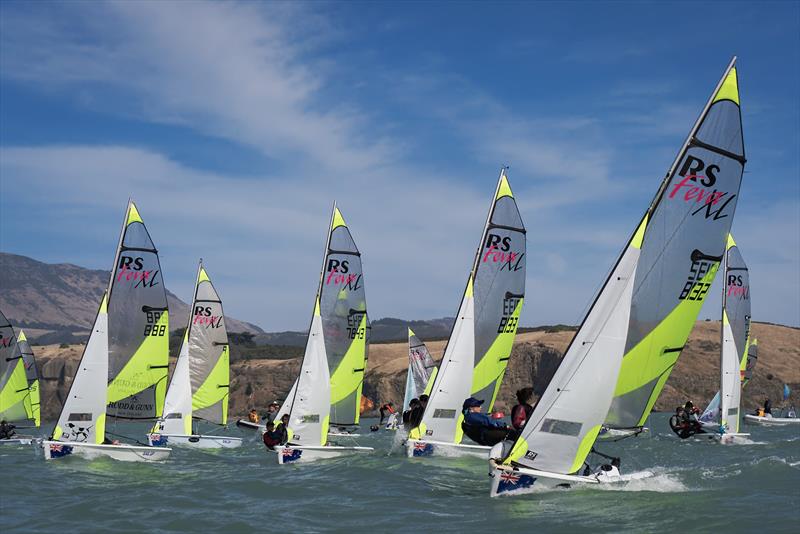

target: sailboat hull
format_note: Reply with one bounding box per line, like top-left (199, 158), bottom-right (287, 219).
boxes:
top-left (0, 437), bottom-right (35, 446)
top-left (405, 438), bottom-right (491, 458)
top-left (488, 465), bottom-right (653, 497)
top-left (275, 444), bottom-right (373, 464)
top-left (146, 433), bottom-right (242, 449)
top-left (42, 440), bottom-right (172, 462)
top-left (596, 426), bottom-right (649, 441)
top-left (743, 414), bottom-right (800, 426)
top-left (236, 419), bottom-right (265, 431)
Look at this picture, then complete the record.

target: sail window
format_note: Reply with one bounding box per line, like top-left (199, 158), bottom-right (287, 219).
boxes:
top-left (67, 413), bottom-right (92, 421)
top-left (301, 414), bottom-right (320, 423)
top-left (540, 418), bottom-right (582, 436)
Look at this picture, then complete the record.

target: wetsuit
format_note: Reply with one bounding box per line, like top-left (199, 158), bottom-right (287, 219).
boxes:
top-left (274, 423), bottom-right (289, 445)
top-left (262, 430), bottom-right (282, 450)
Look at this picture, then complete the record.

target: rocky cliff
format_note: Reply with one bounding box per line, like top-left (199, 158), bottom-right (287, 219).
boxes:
top-left (31, 320), bottom-right (798, 423)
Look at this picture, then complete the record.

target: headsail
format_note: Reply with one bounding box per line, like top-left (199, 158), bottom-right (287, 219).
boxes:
top-left (412, 168), bottom-right (526, 444)
top-left (52, 294), bottom-right (110, 444)
top-left (106, 200), bottom-right (170, 420)
top-left (320, 206), bottom-right (369, 426)
top-left (504, 59), bottom-right (746, 474)
top-left (0, 310), bottom-right (31, 423)
top-left (719, 234), bottom-right (750, 434)
top-left (403, 329), bottom-right (438, 412)
top-left (18, 330), bottom-right (40, 427)
top-left (604, 58), bottom-right (746, 432)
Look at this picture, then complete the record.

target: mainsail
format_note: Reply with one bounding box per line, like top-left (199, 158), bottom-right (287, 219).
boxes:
top-left (403, 328), bottom-right (438, 412)
top-left (52, 294), bottom-right (110, 444)
top-left (286, 205), bottom-right (366, 444)
top-left (158, 263), bottom-right (231, 434)
top-left (719, 234), bottom-right (750, 434)
top-left (503, 59), bottom-right (746, 474)
top-left (604, 58), bottom-right (746, 432)
top-left (411, 168), bottom-right (526, 444)
top-left (106, 201), bottom-right (170, 420)
top-left (741, 338), bottom-right (757, 387)
top-left (18, 330), bottom-right (41, 427)
top-left (0, 310), bottom-right (35, 424)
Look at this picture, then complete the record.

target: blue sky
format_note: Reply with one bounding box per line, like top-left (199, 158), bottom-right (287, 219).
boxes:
top-left (1, 1), bottom-right (798, 330)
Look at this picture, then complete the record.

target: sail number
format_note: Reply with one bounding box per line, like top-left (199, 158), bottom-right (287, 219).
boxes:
top-left (144, 311), bottom-right (166, 337)
top-left (497, 296), bottom-right (521, 334)
top-left (347, 313), bottom-right (366, 340)
top-left (678, 260), bottom-right (716, 301)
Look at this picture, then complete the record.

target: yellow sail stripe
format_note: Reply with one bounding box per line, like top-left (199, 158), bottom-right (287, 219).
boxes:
top-left (24, 379), bottom-right (40, 427)
top-left (331, 207), bottom-right (347, 230)
top-left (569, 424), bottom-right (602, 473)
top-left (470, 297), bottom-right (524, 408)
top-left (320, 414), bottom-right (330, 446)
top-left (496, 174), bottom-right (514, 200)
top-left (198, 266), bottom-right (211, 283)
top-left (192, 346), bottom-right (230, 423)
top-left (127, 202), bottom-right (144, 225)
top-left (631, 215), bottom-right (648, 250)
top-left (614, 263), bottom-right (719, 427)
top-left (329, 314), bottom-right (367, 405)
top-left (423, 367), bottom-right (438, 396)
top-left (712, 66), bottom-right (739, 105)
top-left (106, 310), bottom-right (169, 416)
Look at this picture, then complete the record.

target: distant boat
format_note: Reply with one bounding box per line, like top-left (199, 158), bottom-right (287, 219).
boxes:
top-left (406, 167), bottom-right (526, 458)
top-left (490, 58), bottom-right (746, 496)
top-left (744, 382), bottom-right (799, 426)
top-left (147, 261), bottom-right (242, 449)
top-left (275, 204), bottom-right (373, 464)
top-left (0, 313), bottom-right (40, 445)
top-left (696, 234), bottom-right (752, 443)
top-left (42, 201), bottom-right (172, 461)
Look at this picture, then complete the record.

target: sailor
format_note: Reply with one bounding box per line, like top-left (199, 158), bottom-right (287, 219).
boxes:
top-left (263, 401), bottom-right (281, 424)
top-left (402, 398), bottom-right (420, 426)
top-left (595, 457), bottom-right (622, 481)
top-left (0, 420), bottom-right (16, 440)
top-left (247, 409), bottom-right (259, 424)
top-left (275, 414), bottom-right (291, 445)
top-left (407, 394), bottom-right (429, 429)
top-left (510, 387), bottom-right (534, 431)
top-left (462, 397), bottom-right (506, 430)
top-left (763, 398), bottom-right (772, 415)
top-left (262, 422), bottom-right (282, 450)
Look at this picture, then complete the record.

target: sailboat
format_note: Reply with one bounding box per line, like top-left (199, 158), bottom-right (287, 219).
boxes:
top-left (406, 168), bottom-right (526, 458)
top-left (0, 312), bottom-right (40, 445)
top-left (147, 262), bottom-right (242, 449)
top-left (696, 234), bottom-right (751, 443)
top-left (274, 204), bottom-right (374, 464)
top-left (393, 328), bottom-right (438, 430)
top-left (489, 59), bottom-right (746, 496)
top-left (42, 201), bottom-right (172, 461)
top-left (744, 380), bottom-right (800, 426)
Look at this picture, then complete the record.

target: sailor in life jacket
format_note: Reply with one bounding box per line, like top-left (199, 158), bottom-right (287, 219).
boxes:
top-left (595, 457), bottom-right (621, 481)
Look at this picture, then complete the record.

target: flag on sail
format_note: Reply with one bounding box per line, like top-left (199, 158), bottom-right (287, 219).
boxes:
top-left (0, 310), bottom-right (34, 424)
top-left (503, 59), bottom-right (746, 474)
top-left (604, 59), bottom-right (746, 432)
top-left (412, 168), bottom-right (526, 444)
top-left (719, 234), bottom-right (750, 434)
top-left (320, 206), bottom-right (369, 426)
top-left (106, 201), bottom-right (170, 420)
top-left (403, 329), bottom-right (438, 412)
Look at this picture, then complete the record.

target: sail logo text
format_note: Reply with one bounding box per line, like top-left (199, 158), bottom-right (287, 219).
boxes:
top-left (325, 267), bottom-right (362, 289)
top-left (483, 235), bottom-right (524, 271)
top-left (670, 155), bottom-right (736, 220)
top-left (726, 275), bottom-right (749, 299)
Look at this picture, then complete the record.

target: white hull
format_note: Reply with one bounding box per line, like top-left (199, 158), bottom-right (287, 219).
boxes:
top-left (405, 439), bottom-right (491, 458)
top-left (42, 440), bottom-right (172, 462)
top-left (275, 444), bottom-right (374, 464)
top-left (0, 437), bottom-right (35, 446)
top-left (713, 432), bottom-right (750, 445)
top-left (328, 430), bottom-right (362, 438)
top-left (489, 465), bottom-right (653, 497)
top-left (147, 433), bottom-right (242, 449)
top-left (743, 414), bottom-right (800, 426)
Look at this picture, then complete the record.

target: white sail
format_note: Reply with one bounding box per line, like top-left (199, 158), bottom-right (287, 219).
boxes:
top-left (159, 331), bottom-right (192, 435)
top-left (52, 294), bottom-right (109, 445)
top-left (287, 306), bottom-right (330, 446)
top-left (275, 377), bottom-right (298, 424)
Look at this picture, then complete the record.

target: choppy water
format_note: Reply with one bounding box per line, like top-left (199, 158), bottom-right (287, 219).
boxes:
top-left (3, 413), bottom-right (799, 533)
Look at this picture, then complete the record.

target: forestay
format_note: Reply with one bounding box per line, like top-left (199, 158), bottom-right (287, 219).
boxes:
top-left (604, 58), bottom-right (746, 432)
top-left (106, 201), bottom-right (170, 420)
top-left (719, 235), bottom-right (750, 434)
top-left (403, 329), bottom-right (438, 412)
top-left (413, 168), bottom-right (526, 444)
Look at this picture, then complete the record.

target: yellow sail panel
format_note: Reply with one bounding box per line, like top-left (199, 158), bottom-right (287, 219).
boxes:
top-left (107, 311), bottom-right (169, 413)
top-left (0, 359), bottom-right (28, 421)
top-left (24, 379), bottom-right (41, 427)
top-left (712, 66), bottom-right (739, 105)
top-left (329, 314), bottom-right (367, 405)
top-left (191, 347), bottom-right (230, 420)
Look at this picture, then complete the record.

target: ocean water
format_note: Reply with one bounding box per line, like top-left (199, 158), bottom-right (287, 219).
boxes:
top-left (2, 413), bottom-right (798, 533)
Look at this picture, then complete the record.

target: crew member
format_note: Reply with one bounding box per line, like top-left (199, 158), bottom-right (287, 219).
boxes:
top-left (262, 422), bottom-right (282, 450)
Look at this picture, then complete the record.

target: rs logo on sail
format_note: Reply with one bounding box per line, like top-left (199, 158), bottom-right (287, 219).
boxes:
top-left (727, 275), bottom-right (749, 299)
top-left (483, 234), bottom-right (524, 271)
top-left (669, 156), bottom-right (737, 220)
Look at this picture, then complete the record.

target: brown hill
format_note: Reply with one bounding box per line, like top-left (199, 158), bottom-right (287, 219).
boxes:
top-left (0, 252), bottom-right (263, 342)
top-left (31, 320), bottom-right (798, 423)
